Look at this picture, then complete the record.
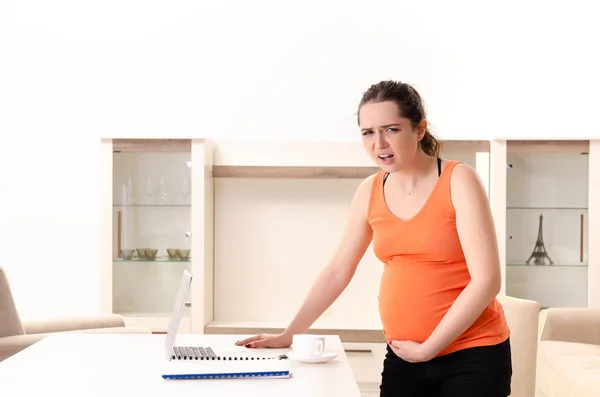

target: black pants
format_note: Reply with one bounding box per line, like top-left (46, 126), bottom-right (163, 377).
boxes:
top-left (379, 338), bottom-right (512, 397)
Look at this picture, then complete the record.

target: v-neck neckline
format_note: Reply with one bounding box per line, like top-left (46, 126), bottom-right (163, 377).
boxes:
top-left (381, 160), bottom-right (451, 224)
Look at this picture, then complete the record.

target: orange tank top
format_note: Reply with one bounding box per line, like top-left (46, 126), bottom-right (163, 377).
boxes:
top-left (367, 160), bottom-right (510, 357)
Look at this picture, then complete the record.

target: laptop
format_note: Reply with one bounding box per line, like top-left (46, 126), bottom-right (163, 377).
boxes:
top-left (164, 269), bottom-right (289, 363)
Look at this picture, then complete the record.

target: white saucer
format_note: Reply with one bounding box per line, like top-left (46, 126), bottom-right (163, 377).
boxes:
top-left (290, 352), bottom-right (339, 363)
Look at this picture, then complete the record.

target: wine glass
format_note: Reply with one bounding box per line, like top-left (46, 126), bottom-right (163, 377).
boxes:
top-left (126, 176), bottom-right (135, 205)
top-left (158, 176), bottom-right (168, 205)
top-left (180, 179), bottom-right (190, 204)
top-left (143, 177), bottom-right (154, 204)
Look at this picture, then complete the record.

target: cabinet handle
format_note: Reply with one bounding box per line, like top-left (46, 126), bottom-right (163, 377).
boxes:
top-left (117, 211), bottom-right (122, 256)
top-left (344, 349), bottom-right (372, 353)
top-left (580, 214), bottom-right (584, 262)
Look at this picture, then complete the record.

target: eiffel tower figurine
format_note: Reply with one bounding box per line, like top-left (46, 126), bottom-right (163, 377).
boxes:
top-left (526, 213), bottom-right (554, 266)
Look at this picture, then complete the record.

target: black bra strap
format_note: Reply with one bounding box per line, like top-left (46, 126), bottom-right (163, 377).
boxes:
top-left (382, 157), bottom-right (442, 186)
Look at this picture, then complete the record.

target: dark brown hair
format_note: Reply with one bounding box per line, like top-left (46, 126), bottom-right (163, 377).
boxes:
top-left (357, 80), bottom-right (440, 158)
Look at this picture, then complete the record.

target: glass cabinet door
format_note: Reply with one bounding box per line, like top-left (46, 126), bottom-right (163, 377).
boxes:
top-left (505, 140), bottom-right (589, 309)
top-left (111, 139), bottom-right (192, 330)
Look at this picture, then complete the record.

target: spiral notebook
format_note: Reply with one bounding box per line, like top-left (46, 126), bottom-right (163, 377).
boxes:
top-left (162, 359), bottom-right (292, 380)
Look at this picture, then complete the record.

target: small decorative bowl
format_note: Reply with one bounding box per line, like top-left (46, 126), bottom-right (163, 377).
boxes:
top-left (167, 248), bottom-right (180, 260)
top-left (144, 249), bottom-right (158, 260)
top-left (178, 249), bottom-right (190, 261)
top-left (136, 248), bottom-right (157, 260)
top-left (136, 248), bottom-right (149, 260)
top-left (120, 249), bottom-right (135, 260)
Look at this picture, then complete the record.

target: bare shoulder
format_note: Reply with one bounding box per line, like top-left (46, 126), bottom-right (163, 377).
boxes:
top-left (357, 172), bottom-right (380, 194)
top-left (449, 162), bottom-right (488, 207)
top-left (351, 172), bottom-right (380, 213)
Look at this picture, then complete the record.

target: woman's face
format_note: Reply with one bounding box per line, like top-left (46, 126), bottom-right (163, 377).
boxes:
top-left (359, 100), bottom-right (425, 172)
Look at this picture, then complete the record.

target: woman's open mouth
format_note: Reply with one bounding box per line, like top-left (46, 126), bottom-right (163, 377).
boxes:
top-left (378, 153), bottom-right (395, 165)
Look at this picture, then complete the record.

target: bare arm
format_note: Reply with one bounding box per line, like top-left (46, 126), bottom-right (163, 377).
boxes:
top-left (236, 174), bottom-right (376, 347)
top-left (421, 163), bottom-right (502, 356)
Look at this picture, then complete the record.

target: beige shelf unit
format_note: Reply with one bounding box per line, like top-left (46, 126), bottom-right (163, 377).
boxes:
top-left (100, 137), bottom-right (600, 338)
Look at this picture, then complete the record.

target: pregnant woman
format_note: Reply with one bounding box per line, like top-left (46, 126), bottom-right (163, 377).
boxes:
top-left (236, 80), bottom-right (512, 397)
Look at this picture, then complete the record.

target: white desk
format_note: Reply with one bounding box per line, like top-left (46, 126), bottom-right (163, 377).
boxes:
top-left (0, 333), bottom-right (363, 397)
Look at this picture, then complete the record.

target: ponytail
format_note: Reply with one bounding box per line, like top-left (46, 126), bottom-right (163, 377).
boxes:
top-left (419, 130), bottom-right (440, 157)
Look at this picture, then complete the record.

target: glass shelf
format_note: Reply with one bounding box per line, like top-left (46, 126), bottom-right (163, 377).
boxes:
top-left (507, 206), bottom-right (588, 211)
top-left (113, 258), bottom-right (191, 263)
top-left (507, 263), bottom-right (588, 268)
top-left (113, 204), bottom-right (191, 208)
top-left (505, 142), bottom-right (589, 308)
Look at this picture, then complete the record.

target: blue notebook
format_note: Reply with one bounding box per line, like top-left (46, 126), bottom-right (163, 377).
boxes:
top-left (161, 359), bottom-right (292, 380)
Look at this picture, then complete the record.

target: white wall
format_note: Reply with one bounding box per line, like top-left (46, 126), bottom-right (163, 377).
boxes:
top-left (1, 0), bottom-right (599, 319)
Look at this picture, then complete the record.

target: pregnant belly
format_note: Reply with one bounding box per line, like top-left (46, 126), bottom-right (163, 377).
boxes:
top-left (378, 261), bottom-right (469, 342)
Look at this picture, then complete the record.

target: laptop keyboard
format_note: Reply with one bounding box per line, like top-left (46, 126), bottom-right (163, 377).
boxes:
top-left (171, 346), bottom-right (216, 360)
top-left (171, 346), bottom-right (288, 361)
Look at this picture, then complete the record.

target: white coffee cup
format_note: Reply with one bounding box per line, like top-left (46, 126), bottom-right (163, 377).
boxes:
top-left (292, 334), bottom-right (326, 359)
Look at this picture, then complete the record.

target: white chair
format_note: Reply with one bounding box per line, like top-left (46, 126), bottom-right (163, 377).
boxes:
top-left (497, 294), bottom-right (541, 397)
top-left (0, 267), bottom-right (151, 362)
